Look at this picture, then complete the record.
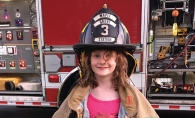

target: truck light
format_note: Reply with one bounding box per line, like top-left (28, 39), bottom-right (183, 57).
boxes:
top-left (0, 60), bottom-right (5, 67)
top-left (9, 61), bottom-right (15, 67)
top-left (4, 10), bottom-right (8, 20)
top-left (48, 74), bottom-right (60, 82)
top-left (19, 60), bottom-right (26, 69)
top-left (6, 31), bottom-right (13, 41)
top-left (33, 50), bottom-right (40, 57)
top-left (183, 86), bottom-right (187, 92)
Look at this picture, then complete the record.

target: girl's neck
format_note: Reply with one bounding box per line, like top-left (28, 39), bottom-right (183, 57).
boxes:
top-left (91, 79), bottom-right (119, 101)
top-left (95, 76), bottom-right (113, 89)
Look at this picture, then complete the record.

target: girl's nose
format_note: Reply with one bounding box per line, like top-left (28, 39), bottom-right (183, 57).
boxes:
top-left (99, 56), bottom-right (106, 64)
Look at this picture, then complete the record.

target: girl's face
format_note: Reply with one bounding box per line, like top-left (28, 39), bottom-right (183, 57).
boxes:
top-left (90, 50), bottom-right (117, 78)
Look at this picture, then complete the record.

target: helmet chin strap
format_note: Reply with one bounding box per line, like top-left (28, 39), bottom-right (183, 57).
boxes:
top-left (124, 51), bottom-right (137, 77)
top-left (79, 51), bottom-right (85, 78)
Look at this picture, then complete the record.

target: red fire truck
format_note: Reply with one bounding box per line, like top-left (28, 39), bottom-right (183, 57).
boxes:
top-left (0, 0), bottom-right (195, 111)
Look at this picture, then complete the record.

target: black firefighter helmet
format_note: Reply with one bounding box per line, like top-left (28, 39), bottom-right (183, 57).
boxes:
top-left (73, 4), bottom-right (136, 77)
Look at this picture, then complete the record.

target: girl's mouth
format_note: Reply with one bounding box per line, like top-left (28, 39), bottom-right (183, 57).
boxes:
top-left (98, 67), bottom-right (108, 69)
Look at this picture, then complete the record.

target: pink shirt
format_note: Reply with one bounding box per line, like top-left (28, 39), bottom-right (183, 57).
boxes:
top-left (87, 94), bottom-right (120, 118)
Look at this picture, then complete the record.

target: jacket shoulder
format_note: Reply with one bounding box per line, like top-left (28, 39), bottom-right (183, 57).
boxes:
top-left (127, 83), bottom-right (160, 118)
top-left (52, 98), bottom-right (72, 118)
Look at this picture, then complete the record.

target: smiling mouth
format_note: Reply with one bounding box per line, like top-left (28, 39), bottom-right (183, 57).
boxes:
top-left (97, 67), bottom-right (108, 69)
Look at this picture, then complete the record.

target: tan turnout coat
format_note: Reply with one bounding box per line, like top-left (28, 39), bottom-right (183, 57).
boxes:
top-left (52, 81), bottom-right (159, 118)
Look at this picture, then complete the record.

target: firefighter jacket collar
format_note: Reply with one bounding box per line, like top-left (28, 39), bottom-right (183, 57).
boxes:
top-left (66, 81), bottom-right (159, 118)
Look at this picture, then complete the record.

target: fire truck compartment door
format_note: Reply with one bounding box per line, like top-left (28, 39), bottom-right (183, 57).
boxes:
top-left (44, 55), bottom-right (61, 72)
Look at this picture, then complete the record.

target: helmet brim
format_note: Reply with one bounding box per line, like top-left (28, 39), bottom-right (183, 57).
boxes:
top-left (73, 44), bottom-right (136, 54)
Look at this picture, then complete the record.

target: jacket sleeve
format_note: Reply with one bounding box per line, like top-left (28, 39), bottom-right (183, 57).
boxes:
top-left (52, 98), bottom-right (73, 118)
top-left (131, 85), bottom-right (160, 118)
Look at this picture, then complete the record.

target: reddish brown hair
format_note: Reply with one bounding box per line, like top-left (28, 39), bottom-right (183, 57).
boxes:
top-left (78, 50), bottom-right (129, 90)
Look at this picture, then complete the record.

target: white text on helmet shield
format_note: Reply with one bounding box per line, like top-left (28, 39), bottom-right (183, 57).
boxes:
top-left (93, 13), bottom-right (117, 21)
top-left (93, 19), bottom-right (116, 27)
top-left (94, 37), bottom-right (115, 42)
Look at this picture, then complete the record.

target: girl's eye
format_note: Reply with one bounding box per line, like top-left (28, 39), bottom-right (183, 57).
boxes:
top-left (104, 53), bottom-right (111, 59)
top-left (106, 54), bottom-right (110, 58)
top-left (93, 54), bottom-right (100, 58)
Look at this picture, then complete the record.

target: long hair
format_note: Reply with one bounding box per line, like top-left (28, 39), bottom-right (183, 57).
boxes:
top-left (78, 50), bottom-right (129, 90)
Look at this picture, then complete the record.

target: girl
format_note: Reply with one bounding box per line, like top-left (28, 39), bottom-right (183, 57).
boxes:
top-left (52, 4), bottom-right (159, 118)
top-left (82, 49), bottom-right (135, 118)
